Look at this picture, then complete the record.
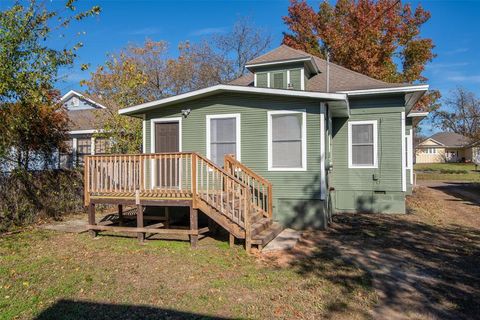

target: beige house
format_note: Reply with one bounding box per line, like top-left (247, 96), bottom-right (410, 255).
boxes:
top-left (416, 132), bottom-right (478, 163)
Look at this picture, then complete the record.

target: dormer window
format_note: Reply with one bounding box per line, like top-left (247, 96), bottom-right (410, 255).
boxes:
top-left (254, 68), bottom-right (304, 90)
top-left (272, 71), bottom-right (285, 89)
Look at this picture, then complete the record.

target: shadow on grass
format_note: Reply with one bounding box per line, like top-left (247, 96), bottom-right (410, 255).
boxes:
top-left (35, 299), bottom-right (232, 320)
top-left (288, 213), bottom-right (480, 319)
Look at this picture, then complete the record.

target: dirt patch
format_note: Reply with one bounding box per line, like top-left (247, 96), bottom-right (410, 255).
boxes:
top-left (409, 184), bottom-right (480, 228)
top-left (262, 186), bottom-right (480, 320)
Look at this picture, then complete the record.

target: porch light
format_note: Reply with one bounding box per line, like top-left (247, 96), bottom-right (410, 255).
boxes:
top-left (181, 108), bottom-right (191, 118)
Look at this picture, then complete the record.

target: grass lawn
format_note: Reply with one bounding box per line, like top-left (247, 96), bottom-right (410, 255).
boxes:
top-left (414, 162), bottom-right (480, 181)
top-left (0, 229), bottom-right (376, 319)
top-left (1, 185), bottom-right (480, 319)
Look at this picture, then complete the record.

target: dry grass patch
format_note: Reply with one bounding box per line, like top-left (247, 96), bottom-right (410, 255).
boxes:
top-left (0, 228), bottom-right (377, 320)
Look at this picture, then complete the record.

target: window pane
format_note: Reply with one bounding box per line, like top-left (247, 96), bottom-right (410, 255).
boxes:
top-left (210, 117), bottom-right (237, 166)
top-left (77, 139), bottom-right (91, 155)
top-left (211, 118), bottom-right (236, 143)
top-left (256, 73), bottom-right (268, 88)
top-left (273, 141), bottom-right (302, 167)
top-left (272, 114), bottom-right (302, 141)
top-left (352, 145), bottom-right (374, 165)
top-left (352, 124), bottom-right (373, 144)
top-left (211, 143), bottom-right (236, 166)
top-left (95, 138), bottom-right (110, 154)
top-left (289, 69), bottom-right (301, 90)
top-left (272, 72), bottom-right (284, 89)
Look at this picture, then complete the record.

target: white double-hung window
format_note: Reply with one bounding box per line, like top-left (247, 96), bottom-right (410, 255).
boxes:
top-left (348, 120), bottom-right (378, 168)
top-left (206, 114), bottom-right (240, 167)
top-left (268, 110), bottom-right (307, 171)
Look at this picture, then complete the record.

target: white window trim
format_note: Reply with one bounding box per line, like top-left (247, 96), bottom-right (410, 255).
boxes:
top-left (206, 113), bottom-right (241, 164)
top-left (72, 137), bottom-right (78, 167)
top-left (142, 114), bottom-right (146, 154)
top-left (348, 120), bottom-right (378, 169)
top-left (320, 103), bottom-right (326, 200)
top-left (150, 117), bottom-right (183, 153)
top-left (150, 117), bottom-right (182, 189)
top-left (300, 68), bottom-right (305, 90)
top-left (90, 137), bottom-right (95, 155)
top-left (267, 109), bottom-right (307, 171)
top-left (401, 112), bottom-right (406, 192)
top-left (406, 128), bottom-right (413, 184)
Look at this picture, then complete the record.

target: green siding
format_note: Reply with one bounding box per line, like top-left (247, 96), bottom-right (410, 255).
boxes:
top-left (137, 91), bottom-right (410, 226)
top-left (143, 92), bottom-right (327, 228)
top-left (331, 95), bottom-right (407, 214)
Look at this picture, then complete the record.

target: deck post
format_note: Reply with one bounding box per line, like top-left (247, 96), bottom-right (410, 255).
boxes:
top-left (118, 204), bottom-right (123, 226)
top-left (88, 202), bottom-right (97, 238)
top-left (191, 153), bottom-right (197, 207)
top-left (245, 192), bottom-right (252, 252)
top-left (136, 190), bottom-right (145, 242)
top-left (229, 233), bottom-right (235, 247)
top-left (190, 206), bottom-right (198, 248)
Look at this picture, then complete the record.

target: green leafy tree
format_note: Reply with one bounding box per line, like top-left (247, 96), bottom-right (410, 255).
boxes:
top-left (0, 0), bottom-right (100, 168)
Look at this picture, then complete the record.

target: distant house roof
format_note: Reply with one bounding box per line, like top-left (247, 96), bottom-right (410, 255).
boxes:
top-left (421, 132), bottom-right (472, 148)
top-left (61, 90), bottom-right (106, 110)
top-left (231, 45), bottom-right (418, 92)
top-left (60, 90), bottom-right (107, 133)
top-left (67, 109), bottom-right (104, 132)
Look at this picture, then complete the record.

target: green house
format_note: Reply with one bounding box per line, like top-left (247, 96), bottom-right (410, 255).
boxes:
top-left (118, 45), bottom-right (429, 230)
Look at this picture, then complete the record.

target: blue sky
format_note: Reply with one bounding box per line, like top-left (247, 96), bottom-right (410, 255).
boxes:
top-left (3, 0), bottom-right (480, 134)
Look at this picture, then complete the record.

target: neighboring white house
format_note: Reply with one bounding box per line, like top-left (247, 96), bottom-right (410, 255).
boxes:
top-left (416, 132), bottom-right (478, 163)
top-left (60, 90), bottom-right (110, 168)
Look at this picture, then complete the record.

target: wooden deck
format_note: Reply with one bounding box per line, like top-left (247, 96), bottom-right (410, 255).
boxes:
top-left (83, 152), bottom-right (282, 251)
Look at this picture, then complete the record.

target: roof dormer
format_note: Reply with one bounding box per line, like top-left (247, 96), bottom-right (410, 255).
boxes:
top-left (245, 45), bottom-right (320, 91)
top-left (253, 68), bottom-right (305, 90)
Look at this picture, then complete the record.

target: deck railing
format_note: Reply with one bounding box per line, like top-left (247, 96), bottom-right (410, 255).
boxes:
top-left (224, 154), bottom-right (273, 218)
top-left (84, 152), bottom-right (253, 231)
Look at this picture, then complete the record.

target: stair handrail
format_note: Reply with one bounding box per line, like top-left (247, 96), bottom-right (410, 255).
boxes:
top-left (224, 154), bottom-right (273, 218)
top-left (192, 153), bottom-right (252, 230)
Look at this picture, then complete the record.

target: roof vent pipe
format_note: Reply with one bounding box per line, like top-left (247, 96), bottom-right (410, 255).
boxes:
top-left (325, 48), bottom-right (330, 93)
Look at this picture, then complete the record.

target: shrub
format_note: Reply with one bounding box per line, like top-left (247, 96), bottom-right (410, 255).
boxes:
top-left (439, 169), bottom-right (468, 174)
top-left (0, 169), bottom-right (84, 232)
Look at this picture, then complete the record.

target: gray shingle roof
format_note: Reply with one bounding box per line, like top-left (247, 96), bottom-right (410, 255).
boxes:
top-left (427, 132), bottom-right (471, 147)
top-left (246, 45), bottom-right (311, 65)
top-left (67, 109), bottom-right (105, 131)
top-left (231, 45), bottom-right (414, 92)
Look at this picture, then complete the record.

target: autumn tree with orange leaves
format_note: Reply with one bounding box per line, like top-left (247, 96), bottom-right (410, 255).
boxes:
top-left (283, 0), bottom-right (440, 111)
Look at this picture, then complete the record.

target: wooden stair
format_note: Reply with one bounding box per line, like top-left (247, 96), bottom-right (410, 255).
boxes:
top-left (193, 155), bottom-right (283, 251)
top-left (250, 213), bottom-right (283, 249)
